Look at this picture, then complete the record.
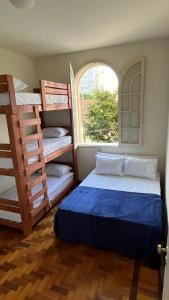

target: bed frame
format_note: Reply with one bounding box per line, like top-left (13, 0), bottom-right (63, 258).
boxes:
top-left (0, 74), bottom-right (77, 235)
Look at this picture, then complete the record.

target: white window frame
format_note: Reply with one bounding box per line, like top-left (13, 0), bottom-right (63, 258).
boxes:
top-left (75, 62), bottom-right (119, 145)
top-left (118, 57), bottom-right (145, 146)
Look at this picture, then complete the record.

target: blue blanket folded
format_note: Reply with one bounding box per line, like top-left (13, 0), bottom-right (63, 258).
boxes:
top-left (54, 186), bottom-right (162, 268)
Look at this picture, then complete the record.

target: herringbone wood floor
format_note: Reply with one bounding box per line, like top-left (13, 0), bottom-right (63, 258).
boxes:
top-left (0, 207), bottom-right (159, 300)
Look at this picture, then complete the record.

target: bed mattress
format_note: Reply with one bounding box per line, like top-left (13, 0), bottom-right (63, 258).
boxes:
top-left (55, 171), bottom-right (162, 268)
top-left (27, 136), bottom-right (72, 164)
top-left (80, 171), bottom-right (161, 195)
top-left (0, 136), bottom-right (72, 168)
top-left (0, 92), bottom-right (68, 106)
top-left (0, 172), bottom-right (74, 223)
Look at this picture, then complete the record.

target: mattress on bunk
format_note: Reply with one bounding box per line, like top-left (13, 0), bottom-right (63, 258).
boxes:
top-left (0, 172), bottom-right (74, 223)
top-left (55, 171), bottom-right (162, 268)
top-left (27, 136), bottom-right (72, 164)
top-left (0, 92), bottom-right (68, 106)
top-left (0, 136), bottom-right (72, 168)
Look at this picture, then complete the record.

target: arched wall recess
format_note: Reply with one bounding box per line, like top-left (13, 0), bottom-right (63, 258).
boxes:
top-left (118, 57), bottom-right (145, 146)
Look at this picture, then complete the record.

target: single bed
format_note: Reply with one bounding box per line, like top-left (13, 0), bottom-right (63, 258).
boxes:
top-left (0, 136), bottom-right (72, 168)
top-left (54, 171), bottom-right (162, 268)
top-left (0, 92), bottom-right (68, 106)
top-left (0, 172), bottom-right (74, 223)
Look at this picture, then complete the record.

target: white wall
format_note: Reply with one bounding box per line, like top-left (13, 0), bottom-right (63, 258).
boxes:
top-left (0, 47), bottom-right (37, 143)
top-left (0, 47), bottom-right (37, 192)
top-left (36, 38), bottom-right (169, 180)
top-left (162, 114), bottom-right (169, 300)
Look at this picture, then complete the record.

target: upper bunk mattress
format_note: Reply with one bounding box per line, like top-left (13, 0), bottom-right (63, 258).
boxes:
top-left (0, 92), bottom-right (68, 106)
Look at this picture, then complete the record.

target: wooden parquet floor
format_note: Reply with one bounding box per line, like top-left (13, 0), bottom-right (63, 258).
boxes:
top-left (0, 207), bottom-right (160, 300)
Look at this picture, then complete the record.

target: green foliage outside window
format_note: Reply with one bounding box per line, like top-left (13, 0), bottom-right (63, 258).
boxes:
top-left (83, 90), bottom-right (118, 143)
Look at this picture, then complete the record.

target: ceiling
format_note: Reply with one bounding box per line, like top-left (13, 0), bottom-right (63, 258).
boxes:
top-left (0, 0), bottom-right (169, 57)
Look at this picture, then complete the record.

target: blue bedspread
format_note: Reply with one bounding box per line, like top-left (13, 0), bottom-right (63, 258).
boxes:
top-left (54, 186), bottom-right (162, 268)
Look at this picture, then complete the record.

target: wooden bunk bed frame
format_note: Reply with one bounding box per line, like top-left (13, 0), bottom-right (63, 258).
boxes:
top-left (0, 74), bottom-right (77, 235)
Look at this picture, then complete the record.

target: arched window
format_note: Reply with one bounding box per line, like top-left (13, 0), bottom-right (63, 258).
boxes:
top-left (76, 63), bottom-right (118, 144)
top-left (119, 57), bottom-right (145, 145)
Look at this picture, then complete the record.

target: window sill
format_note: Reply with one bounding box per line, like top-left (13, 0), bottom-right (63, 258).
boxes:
top-left (78, 143), bottom-right (120, 148)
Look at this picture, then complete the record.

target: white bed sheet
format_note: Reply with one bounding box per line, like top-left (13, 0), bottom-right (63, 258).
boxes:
top-left (0, 92), bottom-right (68, 106)
top-left (0, 172), bottom-right (74, 223)
top-left (27, 136), bottom-right (72, 164)
top-left (0, 136), bottom-right (72, 168)
top-left (80, 171), bottom-right (161, 196)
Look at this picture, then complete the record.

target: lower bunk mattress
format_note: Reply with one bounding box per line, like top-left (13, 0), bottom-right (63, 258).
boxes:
top-left (54, 171), bottom-right (162, 268)
top-left (0, 172), bottom-right (74, 223)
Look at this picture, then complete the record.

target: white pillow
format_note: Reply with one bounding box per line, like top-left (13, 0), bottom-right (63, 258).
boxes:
top-left (125, 154), bottom-right (158, 169)
top-left (95, 155), bottom-right (124, 176)
top-left (97, 151), bottom-right (124, 158)
top-left (13, 78), bottom-right (28, 92)
top-left (42, 127), bottom-right (69, 138)
top-left (45, 163), bottom-right (72, 177)
top-left (124, 157), bottom-right (158, 179)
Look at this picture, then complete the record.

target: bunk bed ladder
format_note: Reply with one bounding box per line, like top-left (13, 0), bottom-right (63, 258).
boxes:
top-left (5, 110), bottom-right (32, 234)
top-left (18, 106), bottom-right (50, 224)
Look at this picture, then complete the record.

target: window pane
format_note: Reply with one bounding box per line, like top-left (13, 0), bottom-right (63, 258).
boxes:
top-left (78, 65), bottom-right (118, 144)
top-left (121, 128), bottom-right (129, 143)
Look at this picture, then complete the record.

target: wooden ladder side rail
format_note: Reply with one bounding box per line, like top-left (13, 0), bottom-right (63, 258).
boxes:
top-left (33, 106), bottom-right (50, 212)
top-left (68, 84), bottom-right (78, 183)
top-left (40, 80), bottom-right (47, 111)
top-left (18, 106), bottom-right (50, 221)
top-left (5, 111), bottom-right (32, 235)
top-left (0, 74), bottom-right (17, 114)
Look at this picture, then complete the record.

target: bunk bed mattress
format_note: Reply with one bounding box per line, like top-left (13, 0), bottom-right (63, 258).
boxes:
top-left (55, 171), bottom-right (162, 268)
top-left (0, 136), bottom-right (72, 168)
top-left (0, 92), bottom-right (68, 106)
top-left (0, 172), bottom-right (74, 223)
top-left (27, 136), bottom-right (72, 164)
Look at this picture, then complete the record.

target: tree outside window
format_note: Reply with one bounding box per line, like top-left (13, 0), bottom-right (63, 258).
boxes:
top-left (78, 64), bottom-right (118, 144)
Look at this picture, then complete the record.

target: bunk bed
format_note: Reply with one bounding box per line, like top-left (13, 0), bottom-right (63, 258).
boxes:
top-left (0, 74), bottom-right (77, 235)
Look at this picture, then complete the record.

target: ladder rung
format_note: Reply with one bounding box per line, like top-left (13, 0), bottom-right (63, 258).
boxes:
top-left (0, 144), bottom-right (11, 151)
top-left (29, 187), bottom-right (47, 204)
top-left (45, 87), bottom-right (68, 95)
top-left (27, 174), bottom-right (46, 189)
top-left (0, 75), bottom-right (8, 83)
top-left (31, 198), bottom-right (49, 218)
top-left (0, 203), bottom-right (20, 213)
top-left (25, 161), bottom-right (45, 175)
top-left (24, 149), bottom-right (42, 159)
top-left (0, 151), bottom-right (12, 158)
top-left (0, 168), bottom-right (16, 176)
top-left (0, 198), bottom-right (19, 207)
top-left (19, 118), bottom-right (41, 128)
top-left (21, 133), bottom-right (42, 144)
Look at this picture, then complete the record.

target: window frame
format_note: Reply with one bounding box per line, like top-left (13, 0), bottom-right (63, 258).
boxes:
top-left (118, 56), bottom-right (145, 146)
top-left (75, 62), bottom-right (119, 145)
